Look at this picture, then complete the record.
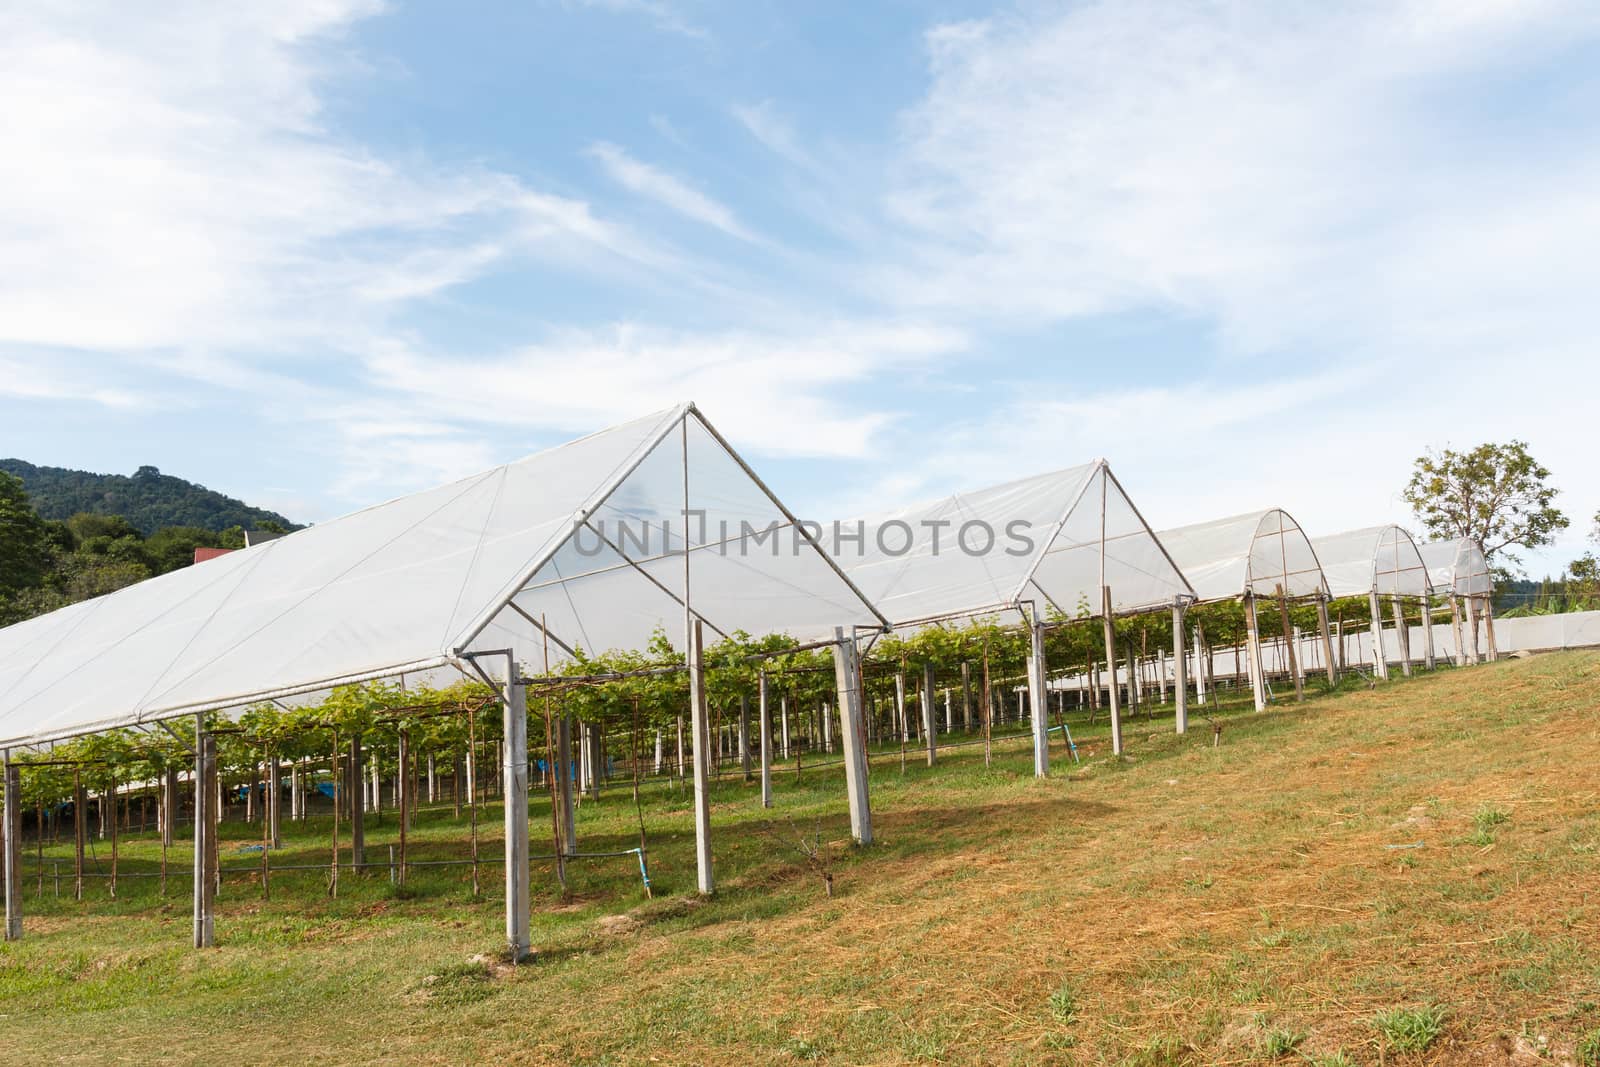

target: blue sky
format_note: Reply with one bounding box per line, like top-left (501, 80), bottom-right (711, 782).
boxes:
top-left (3, 0), bottom-right (1599, 575)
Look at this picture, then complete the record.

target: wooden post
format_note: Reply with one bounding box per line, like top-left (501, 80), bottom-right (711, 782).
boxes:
top-left (1463, 594), bottom-right (1481, 665)
top-left (758, 671), bottom-right (773, 809)
top-left (501, 657), bottom-right (531, 962)
top-left (1316, 596), bottom-right (1338, 685)
top-left (687, 620), bottom-right (714, 894)
top-left (923, 662), bottom-right (937, 768)
top-left (1172, 602), bottom-right (1188, 735)
top-left (832, 628), bottom-right (873, 845)
top-left (1368, 590), bottom-right (1391, 680)
top-left (1102, 586), bottom-right (1122, 755)
top-left (193, 714), bottom-right (215, 948)
top-left (1419, 592), bottom-right (1437, 669)
top-left (1276, 586), bottom-right (1303, 702)
top-left (1027, 620), bottom-right (1049, 776)
top-left (1244, 593), bottom-right (1267, 710)
top-left (4, 753), bottom-right (20, 941)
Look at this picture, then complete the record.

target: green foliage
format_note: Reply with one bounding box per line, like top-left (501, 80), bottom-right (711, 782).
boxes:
top-left (1576, 1027), bottom-right (1600, 1066)
top-left (1372, 1005), bottom-right (1447, 1052)
top-left (1403, 441), bottom-right (1567, 569)
top-left (0, 472), bottom-right (55, 623)
top-left (0, 459), bottom-right (296, 535)
top-left (1257, 1028), bottom-right (1304, 1057)
top-left (1047, 980), bottom-right (1079, 1025)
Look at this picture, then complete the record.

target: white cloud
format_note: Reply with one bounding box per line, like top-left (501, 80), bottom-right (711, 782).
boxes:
top-left (360, 321), bottom-right (967, 461)
top-left (568, 0), bottom-right (706, 39)
top-left (731, 101), bottom-right (814, 168)
top-left (0, 0), bottom-right (664, 361)
top-left (586, 142), bottom-right (756, 241)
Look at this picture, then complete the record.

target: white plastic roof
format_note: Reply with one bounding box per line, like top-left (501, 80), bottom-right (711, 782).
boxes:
top-left (1311, 525), bottom-right (1433, 599)
top-left (1156, 509), bottom-right (1329, 603)
top-left (1419, 538), bottom-right (1492, 597)
top-left (0, 403), bottom-right (885, 748)
top-left (835, 461), bottom-right (1192, 627)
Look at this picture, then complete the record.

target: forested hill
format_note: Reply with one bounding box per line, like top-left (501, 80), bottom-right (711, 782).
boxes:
top-left (0, 459), bottom-right (296, 535)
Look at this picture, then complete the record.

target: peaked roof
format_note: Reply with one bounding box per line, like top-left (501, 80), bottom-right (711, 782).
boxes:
top-left (1311, 525), bottom-right (1433, 598)
top-left (834, 461), bottom-right (1192, 627)
top-left (1157, 508), bottom-right (1329, 603)
top-left (0, 404), bottom-right (885, 748)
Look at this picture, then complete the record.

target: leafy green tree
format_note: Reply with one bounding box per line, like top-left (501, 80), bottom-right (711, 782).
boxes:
top-left (1403, 441), bottom-right (1568, 569)
top-left (0, 472), bottom-right (54, 622)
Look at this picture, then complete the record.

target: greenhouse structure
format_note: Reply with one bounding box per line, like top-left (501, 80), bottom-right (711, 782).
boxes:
top-left (1419, 537), bottom-right (1497, 664)
top-left (835, 460), bottom-right (1192, 761)
top-left (1310, 525), bottom-right (1436, 679)
top-left (1154, 509), bottom-right (1335, 711)
top-left (0, 403), bottom-right (889, 957)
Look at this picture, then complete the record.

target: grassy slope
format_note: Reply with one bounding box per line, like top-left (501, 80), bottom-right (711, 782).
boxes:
top-left (3, 654), bottom-right (1598, 1065)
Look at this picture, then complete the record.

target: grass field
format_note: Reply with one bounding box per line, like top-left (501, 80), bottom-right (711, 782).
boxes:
top-left (3, 653), bottom-right (1599, 1065)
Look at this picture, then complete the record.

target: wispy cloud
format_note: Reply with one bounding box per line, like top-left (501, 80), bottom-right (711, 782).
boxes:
top-left (586, 142), bottom-right (757, 242)
top-left (731, 101), bottom-right (814, 168)
top-left (568, 0), bottom-right (707, 40)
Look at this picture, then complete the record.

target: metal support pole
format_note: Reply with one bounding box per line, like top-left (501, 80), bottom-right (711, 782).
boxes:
top-left (348, 735), bottom-right (365, 868)
top-left (1192, 624), bottom-right (1207, 706)
top-left (687, 620), bottom-right (714, 894)
top-left (832, 628), bottom-right (873, 845)
top-left (193, 714), bottom-right (215, 949)
top-left (739, 694), bottom-right (752, 782)
top-left (961, 661), bottom-right (973, 731)
top-left (4, 753), bottom-right (20, 941)
top-left (1101, 586), bottom-right (1122, 755)
top-left (1027, 619), bottom-right (1049, 777)
top-left (556, 716), bottom-right (575, 856)
top-left (922, 662), bottom-right (937, 767)
top-left (502, 657), bottom-right (531, 962)
top-left (1390, 596), bottom-right (1413, 677)
top-left (758, 671), bottom-right (773, 809)
top-left (1172, 602), bottom-right (1188, 735)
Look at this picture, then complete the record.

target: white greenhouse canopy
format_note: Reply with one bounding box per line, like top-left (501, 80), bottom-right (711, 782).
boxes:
top-left (833, 460), bottom-right (1192, 628)
top-left (0, 403), bottom-right (886, 749)
top-left (1156, 509), bottom-right (1329, 604)
top-left (1311, 525), bottom-right (1433, 599)
top-left (1419, 538), bottom-right (1493, 597)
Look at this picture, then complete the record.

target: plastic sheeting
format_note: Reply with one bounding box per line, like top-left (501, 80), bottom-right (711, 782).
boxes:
top-left (835, 461), bottom-right (1192, 627)
top-left (1155, 509), bottom-right (1328, 604)
top-left (1419, 538), bottom-right (1492, 597)
top-left (1311, 525), bottom-right (1432, 599)
top-left (0, 403), bottom-right (885, 748)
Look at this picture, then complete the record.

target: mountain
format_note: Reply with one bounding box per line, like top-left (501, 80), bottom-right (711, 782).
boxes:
top-left (0, 459), bottom-right (297, 535)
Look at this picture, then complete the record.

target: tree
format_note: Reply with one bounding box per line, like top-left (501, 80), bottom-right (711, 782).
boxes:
top-left (1402, 441), bottom-right (1567, 568)
top-left (0, 472), bottom-right (55, 623)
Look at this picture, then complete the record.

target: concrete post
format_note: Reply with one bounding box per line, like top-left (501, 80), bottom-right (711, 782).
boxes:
top-left (1245, 594), bottom-right (1267, 710)
top-left (961, 661), bottom-right (974, 731)
top-left (758, 671), bottom-right (773, 809)
top-left (832, 628), bottom-right (873, 845)
top-left (1420, 593), bottom-right (1437, 669)
top-left (943, 689), bottom-right (952, 733)
top-left (1172, 602), bottom-right (1188, 735)
top-left (1368, 590), bottom-right (1391, 680)
top-left (4, 753), bottom-right (20, 941)
top-left (348, 736), bottom-right (365, 868)
top-left (780, 698), bottom-right (790, 760)
top-left (267, 755), bottom-right (281, 850)
top-left (1390, 596), bottom-right (1413, 677)
top-left (739, 694), bottom-right (752, 781)
top-left (556, 716), bottom-right (575, 855)
top-left (1464, 595), bottom-right (1481, 665)
top-left (822, 701), bottom-right (833, 754)
top-left (1028, 620), bottom-right (1049, 777)
top-left (894, 673), bottom-right (908, 744)
top-left (923, 662), bottom-right (937, 767)
top-left (687, 621), bottom-right (715, 894)
top-left (501, 659), bottom-right (531, 962)
top-left (1192, 625), bottom-right (1207, 706)
top-left (1316, 595), bottom-right (1338, 685)
top-left (1483, 596), bottom-right (1499, 661)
